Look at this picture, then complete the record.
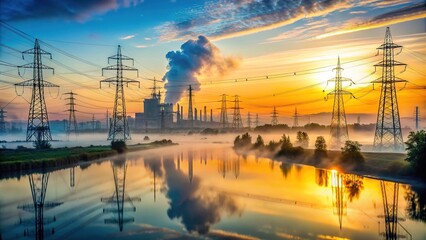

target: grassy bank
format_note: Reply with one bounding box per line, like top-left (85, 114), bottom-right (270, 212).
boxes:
top-left (0, 141), bottom-right (176, 178)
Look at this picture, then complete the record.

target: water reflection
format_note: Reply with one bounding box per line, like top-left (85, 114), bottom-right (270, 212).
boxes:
top-left (101, 157), bottom-right (141, 232)
top-left (18, 173), bottom-right (63, 239)
top-left (404, 186), bottom-right (426, 223)
top-left (163, 154), bottom-right (242, 234)
top-left (1, 145), bottom-right (426, 239)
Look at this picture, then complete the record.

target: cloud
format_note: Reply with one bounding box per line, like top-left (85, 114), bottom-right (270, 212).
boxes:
top-left (120, 34), bottom-right (136, 40)
top-left (316, 2), bottom-right (426, 39)
top-left (156, 0), bottom-right (353, 41)
top-left (0, 0), bottom-right (144, 22)
top-left (349, 11), bottom-right (367, 14)
top-left (162, 35), bottom-right (240, 103)
top-left (143, 155), bottom-right (163, 177)
top-left (135, 45), bottom-right (147, 48)
top-left (265, 18), bottom-right (329, 43)
top-left (162, 157), bottom-right (242, 235)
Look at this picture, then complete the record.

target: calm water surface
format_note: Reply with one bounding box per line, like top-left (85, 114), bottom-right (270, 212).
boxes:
top-left (0, 143), bottom-right (425, 239)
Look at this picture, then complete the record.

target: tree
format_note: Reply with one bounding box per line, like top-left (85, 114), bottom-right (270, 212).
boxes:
top-left (278, 134), bottom-right (303, 157)
top-left (296, 131), bottom-right (309, 148)
top-left (405, 130), bottom-right (426, 178)
top-left (314, 136), bottom-right (327, 159)
top-left (234, 132), bottom-right (252, 149)
top-left (340, 140), bottom-right (364, 163)
top-left (253, 135), bottom-right (265, 149)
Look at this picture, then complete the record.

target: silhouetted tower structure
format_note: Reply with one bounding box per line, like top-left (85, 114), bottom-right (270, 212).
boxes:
top-left (326, 56), bottom-right (354, 149)
top-left (18, 173), bottom-right (62, 240)
top-left (204, 106), bottom-right (207, 122)
top-left (331, 171), bottom-right (347, 230)
top-left (219, 94), bottom-right (228, 128)
top-left (92, 114), bottom-right (96, 133)
top-left (106, 109), bottom-right (110, 130)
top-left (64, 91), bottom-right (78, 135)
top-left (188, 150), bottom-right (194, 183)
top-left (271, 106), bottom-right (279, 126)
top-left (231, 95), bottom-right (243, 129)
top-left (15, 39), bottom-right (58, 147)
top-left (378, 181), bottom-right (407, 239)
top-left (255, 114), bottom-right (259, 127)
top-left (210, 109), bottom-right (213, 122)
top-left (372, 27), bottom-right (407, 152)
top-left (415, 106), bottom-right (419, 130)
top-left (0, 109), bottom-right (6, 132)
top-left (247, 112), bottom-right (251, 130)
top-left (187, 85), bottom-right (194, 128)
top-left (70, 167), bottom-right (75, 188)
top-left (100, 45), bottom-right (139, 142)
top-left (102, 159), bottom-right (141, 232)
top-left (293, 107), bottom-right (299, 127)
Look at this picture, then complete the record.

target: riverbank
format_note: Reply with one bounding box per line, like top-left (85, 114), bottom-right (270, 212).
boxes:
top-left (0, 140), bottom-right (176, 179)
top-left (236, 147), bottom-right (423, 185)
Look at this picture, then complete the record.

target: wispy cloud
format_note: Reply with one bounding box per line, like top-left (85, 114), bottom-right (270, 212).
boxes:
top-left (1, 0), bottom-right (144, 22)
top-left (135, 44), bottom-right (147, 48)
top-left (317, 2), bottom-right (426, 39)
top-left (349, 11), bottom-right (367, 14)
top-left (120, 34), bottom-right (137, 40)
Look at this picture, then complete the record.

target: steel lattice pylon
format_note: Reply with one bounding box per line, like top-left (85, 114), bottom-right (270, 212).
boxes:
top-left (18, 173), bottom-right (62, 240)
top-left (64, 91), bottom-right (78, 136)
top-left (231, 95), bottom-right (243, 129)
top-left (100, 45), bottom-right (139, 142)
top-left (271, 106), bottom-right (279, 126)
top-left (102, 158), bottom-right (141, 232)
top-left (326, 56), bottom-right (354, 149)
top-left (15, 39), bottom-right (58, 147)
top-left (372, 27), bottom-right (407, 152)
top-left (0, 109), bottom-right (6, 133)
top-left (219, 94), bottom-right (228, 129)
top-left (187, 85), bottom-right (194, 128)
top-left (293, 107), bottom-right (299, 127)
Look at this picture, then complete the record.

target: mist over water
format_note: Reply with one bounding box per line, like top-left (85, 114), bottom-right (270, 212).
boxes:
top-left (0, 143), bottom-right (425, 239)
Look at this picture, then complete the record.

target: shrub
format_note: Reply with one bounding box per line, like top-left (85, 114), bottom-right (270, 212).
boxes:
top-left (314, 136), bottom-right (327, 159)
top-left (253, 135), bottom-right (265, 149)
top-left (405, 130), bottom-right (426, 179)
top-left (234, 133), bottom-right (252, 149)
top-left (278, 134), bottom-right (303, 157)
top-left (267, 140), bottom-right (282, 151)
top-left (296, 131), bottom-right (309, 148)
top-left (340, 140), bottom-right (364, 164)
top-left (34, 140), bottom-right (51, 149)
top-left (111, 140), bottom-right (127, 153)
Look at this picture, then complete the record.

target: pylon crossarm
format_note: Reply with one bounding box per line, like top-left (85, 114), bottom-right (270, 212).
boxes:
top-left (374, 60), bottom-right (407, 67)
top-left (22, 48), bottom-right (52, 58)
top-left (102, 65), bottom-right (138, 72)
top-left (14, 79), bottom-right (58, 87)
top-left (340, 77), bottom-right (355, 85)
top-left (377, 42), bottom-right (402, 50)
top-left (108, 55), bottom-right (135, 65)
top-left (18, 63), bottom-right (54, 73)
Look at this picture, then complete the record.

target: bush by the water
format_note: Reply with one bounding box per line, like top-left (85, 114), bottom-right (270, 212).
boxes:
top-left (200, 128), bottom-right (219, 135)
top-left (340, 140), bottom-right (364, 164)
top-left (277, 134), bottom-right (303, 157)
top-left (34, 140), bottom-right (51, 149)
top-left (405, 130), bottom-right (426, 179)
top-left (111, 140), bottom-right (127, 152)
top-left (234, 133), bottom-right (252, 149)
top-left (253, 135), bottom-right (265, 149)
top-left (153, 139), bottom-right (173, 144)
top-left (314, 136), bottom-right (327, 159)
top-left (296, 131), bottom-right (309, 148)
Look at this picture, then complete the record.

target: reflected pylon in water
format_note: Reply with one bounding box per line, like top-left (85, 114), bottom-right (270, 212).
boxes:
top-left (101, 159), bottom-right (141, 232)
top-left (218, 152), bottom-right (230, 178)
top-left (188, 151), bottom-right (193, 183)
top-left (330, 171), bottom-right (347, 230)
top-left (378, 181), bottom-right (409, 239)
top-left (70, 167), bottom-right (75, 188)
top-left (232, 156), bottom-right (240, 179)
top-left (18, 173), bottom-right (62, 240)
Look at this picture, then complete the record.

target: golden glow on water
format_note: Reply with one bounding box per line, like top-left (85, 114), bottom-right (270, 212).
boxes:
top-left (0, 144), bottom-right (425, 239)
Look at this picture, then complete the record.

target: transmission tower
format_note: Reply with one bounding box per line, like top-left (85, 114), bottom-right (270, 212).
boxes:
top-left (102, 158), bottom-right (141, 232)
top-left (231, 95), bottom-right (243, 129)
top-left (372, 27), bottom-right (407, 152)
top-left (271, 106), bottom-right (279, 126)
top-left (188, 150), bottom-right (194, 183)
top-left (219, 94), bottom-right (228, 129)
top-left (64, 91), bottom-right (78, 136)
top-left (18, 173), bottom-right (62, 240)
top-left (15, 39), bottom-right (58, 147)
top-left (100, 45), bottom-right (139, 142)
top-left (0, 109), bottom-right (6, 133)
top-left (187, 85), bottom-right (194, 128)
top-left (415, 106), bottom-right (419, 130)
top-left (255, 113), bottom-right (259, 127)
top-left (326, 56), bottom-right (354, 149)
top-left (247, 112), bottom-right (251, 130)
top-left (293, 107), bottom-right (299, 127)
top-left (378, 181), bottom-right (408, 239)
top-left (330, 171), bottom-right (347, 230)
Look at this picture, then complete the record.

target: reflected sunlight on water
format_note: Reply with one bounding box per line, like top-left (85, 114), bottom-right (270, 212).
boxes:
top-left (0, 143), bottom-right (425, 239)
